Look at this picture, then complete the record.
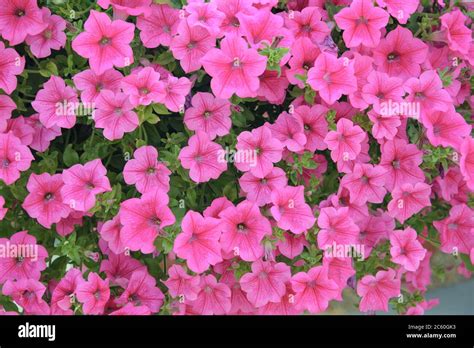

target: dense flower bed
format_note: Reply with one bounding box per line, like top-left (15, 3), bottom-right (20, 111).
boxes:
top-left (0, 0), bottom-right (473, 316)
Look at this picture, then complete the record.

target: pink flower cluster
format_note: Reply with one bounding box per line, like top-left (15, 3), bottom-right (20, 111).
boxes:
top-left (0, 0), bottom-right (473, 316)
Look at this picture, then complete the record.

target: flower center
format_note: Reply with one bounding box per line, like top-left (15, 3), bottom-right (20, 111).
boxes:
top-left (44, 192), bottom-right (54, 201)
top-left (86, 182), bottom-right (95, 190)
top-left (304, 124), bottom-right (310, 131)
top-left (187, 41), bottom-right (196, 49)
top-left (100, 37), bottom-right (111, 46)
top-left (204, 111), bottom-right (211, 118)
top-left (2, 159), bottom-right (10, 168)
top-left (16, 9), bottom-right (25, 17)
top-left (237, 223), bottom-right (247, 233)
top-left (387, 52), bottom-right (399, 61)
top-left (147, 167), bottom-right (156, 174)
top-left (114, 108), bottom-right (123, 116)
top-left (43, 29), bottom-right (53, 40)
top-left (392, 160), bottom-right (400, 169)
top-left (357, 16), bottom-right (368, 25)
top-left (140, 87), bottom-right (150, 95)
top-left (448, 223), bottom-right (458, 230)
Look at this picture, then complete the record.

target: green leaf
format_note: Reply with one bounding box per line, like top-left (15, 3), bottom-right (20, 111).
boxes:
top-left (63, 144), bottom-right (79, 167)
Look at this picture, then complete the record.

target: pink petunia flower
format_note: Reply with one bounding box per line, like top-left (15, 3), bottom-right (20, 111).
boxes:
top-left (120, 67), bottom-right (165, 107)
top-left (375, 0), bottom-right (418, 24)
top-left (357, 268), bottom-right (401, 312)
top-left (256, 69), bottom-right (290, 105)
top-left (239, 167), bottom-right (287, 206)
top-left (421, 108), bottom-right (471, 150)
top-left (390, 228), bottom-right (427, 272)
top-left (159, 76), bottom-right (192, 113)
top-left (291, 266), bottom-right (339, 313)
top-left (215, 0), bottom-right (255, 36)
top-left (379, 138), bottom-right (425, 192)
top-left (116, 270), bottom-right (164, 313)
top-left (163, 264), bottom-right (200, 301)
top-left (179, 131), bottom-right (227, 183)
top-left (119, 189), bottom-right (175, 254)
top-left (0, 0), bottom-right (47, 46)
top-left (286, 38), bottom-right (321, 88)
top-left (137, 4), bottom-right (180, 48)
top-left (268, 112), bottom-right (306, 153)
top-left (72, 10), bottom-right (135, 75)
top-left (404, 70), bottom-right (453, 117)
top-left (277, 232), bottom-right (309, 259)
top-left (235, 125), bottom-right (283, 178)
top-left (324, 118), bottom-right (365, 163)
top-left (32, 75), bottom-right (79, 129)
top-left (388, 183), bottom-right (431, 224)
top-left (361, 71), bottom-right (404, 115)
top-left (185, 0), bottom-right (225, 36)
top-left (368, 110), bottom-right (401, 140)
top-left (285, 6), bottom-right (330, 44)
top-left (240, 260), bottom-right (291, 307)
top-left (324, 256), bottom-right (355, 300)
top-left (203, 196), bottom-right (233, 218)
top-left (0, 42), bottom-right (25, 95)
top-left (5, 116), bottom-right (34, 146)
top-left (61, 159), bottom-right (112, 212)
top-left (97, 0), bottom-right (152, 18)
top-left (2, 279), bottom-right (50, 314)
top-left (334, 0), bottom-right (389, 48)
top-left (0, 132), bottom-right (34, 185)
top-left (307, 52), bottom-right (357, 105)
top-left (100, 252), bottom-right (146, 288)
top-left (73, 68), bottom-right (123, 104)
top-left (93, 90), bottom-right (139, 140)
top-left (438, 10), bottom-right (472, 55)
top-left (190, 275), bottom-right (231, 315)
top-left (347, 52), bottom-right (374, 109)
top-left (123, 145), bottom-right (171, 194)
top-left (24, 114), bottom-right (61, 152)
top-left (317, 206), bottom-right (360, 249)
top-left (372, 26), bottom-right (428, 79)
top-left (76, 272), bottom-right (110, 315)
top-left (22, 173), bottom-right (70, 228)
top-left (184, 92), bottom-right (231, 140)
top-left (51, 268), bottom-right (83, 315)
top-left (0, 231), bottom-right (48, 284)
top-left (237, 9), bottom-right (287, 48)
top-left (270, 185), bottom-right (316, 234)
top-left (219, 200), bottom-right (272, 261)
top-left (201, 34), bottom-right (267, 99)
top-left (170, 19), bottom-right (216, 73)
top-left (25, 7), bottom-right (66, 58)
top-left (434, 204), bottom-right (474, 255)
top-left (99, 215), bottom-right (125, 255)
top-left (460, 137), bottom-right (474, 190)
top-left (340, 163), bottom-right (387, 205)
top-left (293, 104), bottom-right (328, 152)
top-left (173, 211), bottom-right (222, 273)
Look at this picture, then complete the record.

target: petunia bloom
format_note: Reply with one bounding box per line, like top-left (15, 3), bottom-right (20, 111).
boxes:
top-left (0, 0), bottom-right (47, 46)
top-left (324, 118), bottom-right (365, 163)
top-left (123, 145), bottom-right (171, 194)
top-left (25, 7), bottom-right (66, 58)
top-left (173, 211), bottom-right (222, 273)
top-left (0, 132), bottom-right (34, 185)
top-left (334, 0), bottom-right (389, 48)
top-left (190, 275), bottom-right (231, 315)
top-left (340, 163), bottom-right (387, 205)
top-left (72, 10), bottom-right (135, 75)
top-left (239, 167), bottom-right (287, 206)
top-left (93, 90), bottom-right (139, 140)
top-left (119, 189), bottom-right (175, 254)
top-left (22, 173), bottom-right (70, 228)
top-left (201, 34), bottom-right (267, 99)
top-left (73, 68), bottom-right (123, 104)
top-left (240, 260), bottom-right (291, 307)
top-left (120, 67), bottom-right (165, 107)
top-left (270, 185), bottom-right (316, 234)
top-left (219, 200), bottom-right (272, 261)
top-left (357, 268), bottom-right (400, 312)
top-left (137, 4), bottom-right (180, 48)
top-left (183, 92), bottom-right (231, 140)
top-left (163, 264), bottom-right (200, 302)
top-left (390, 228), bottom-right (427, 272)
top-left (61, 159), bottom-right (112, 212)
top-left (178, 131), bottom-right (227, 183)
top-left (32, 76), bottom-right (79, 129)
top-left (76, 272), bottom-right (110, 315)
top-left (0, 42), bottom-right (25, 95)
top-left (307, 52), bottom-right (357, 105)
top-left (0, 231), bottom-right (48, 284)
top-left (317, 206), bottom-right (360, 250)
top-left (234, 125), bottom-right (283, 178)
top-left (291, 266), bottom-right (339, 314)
